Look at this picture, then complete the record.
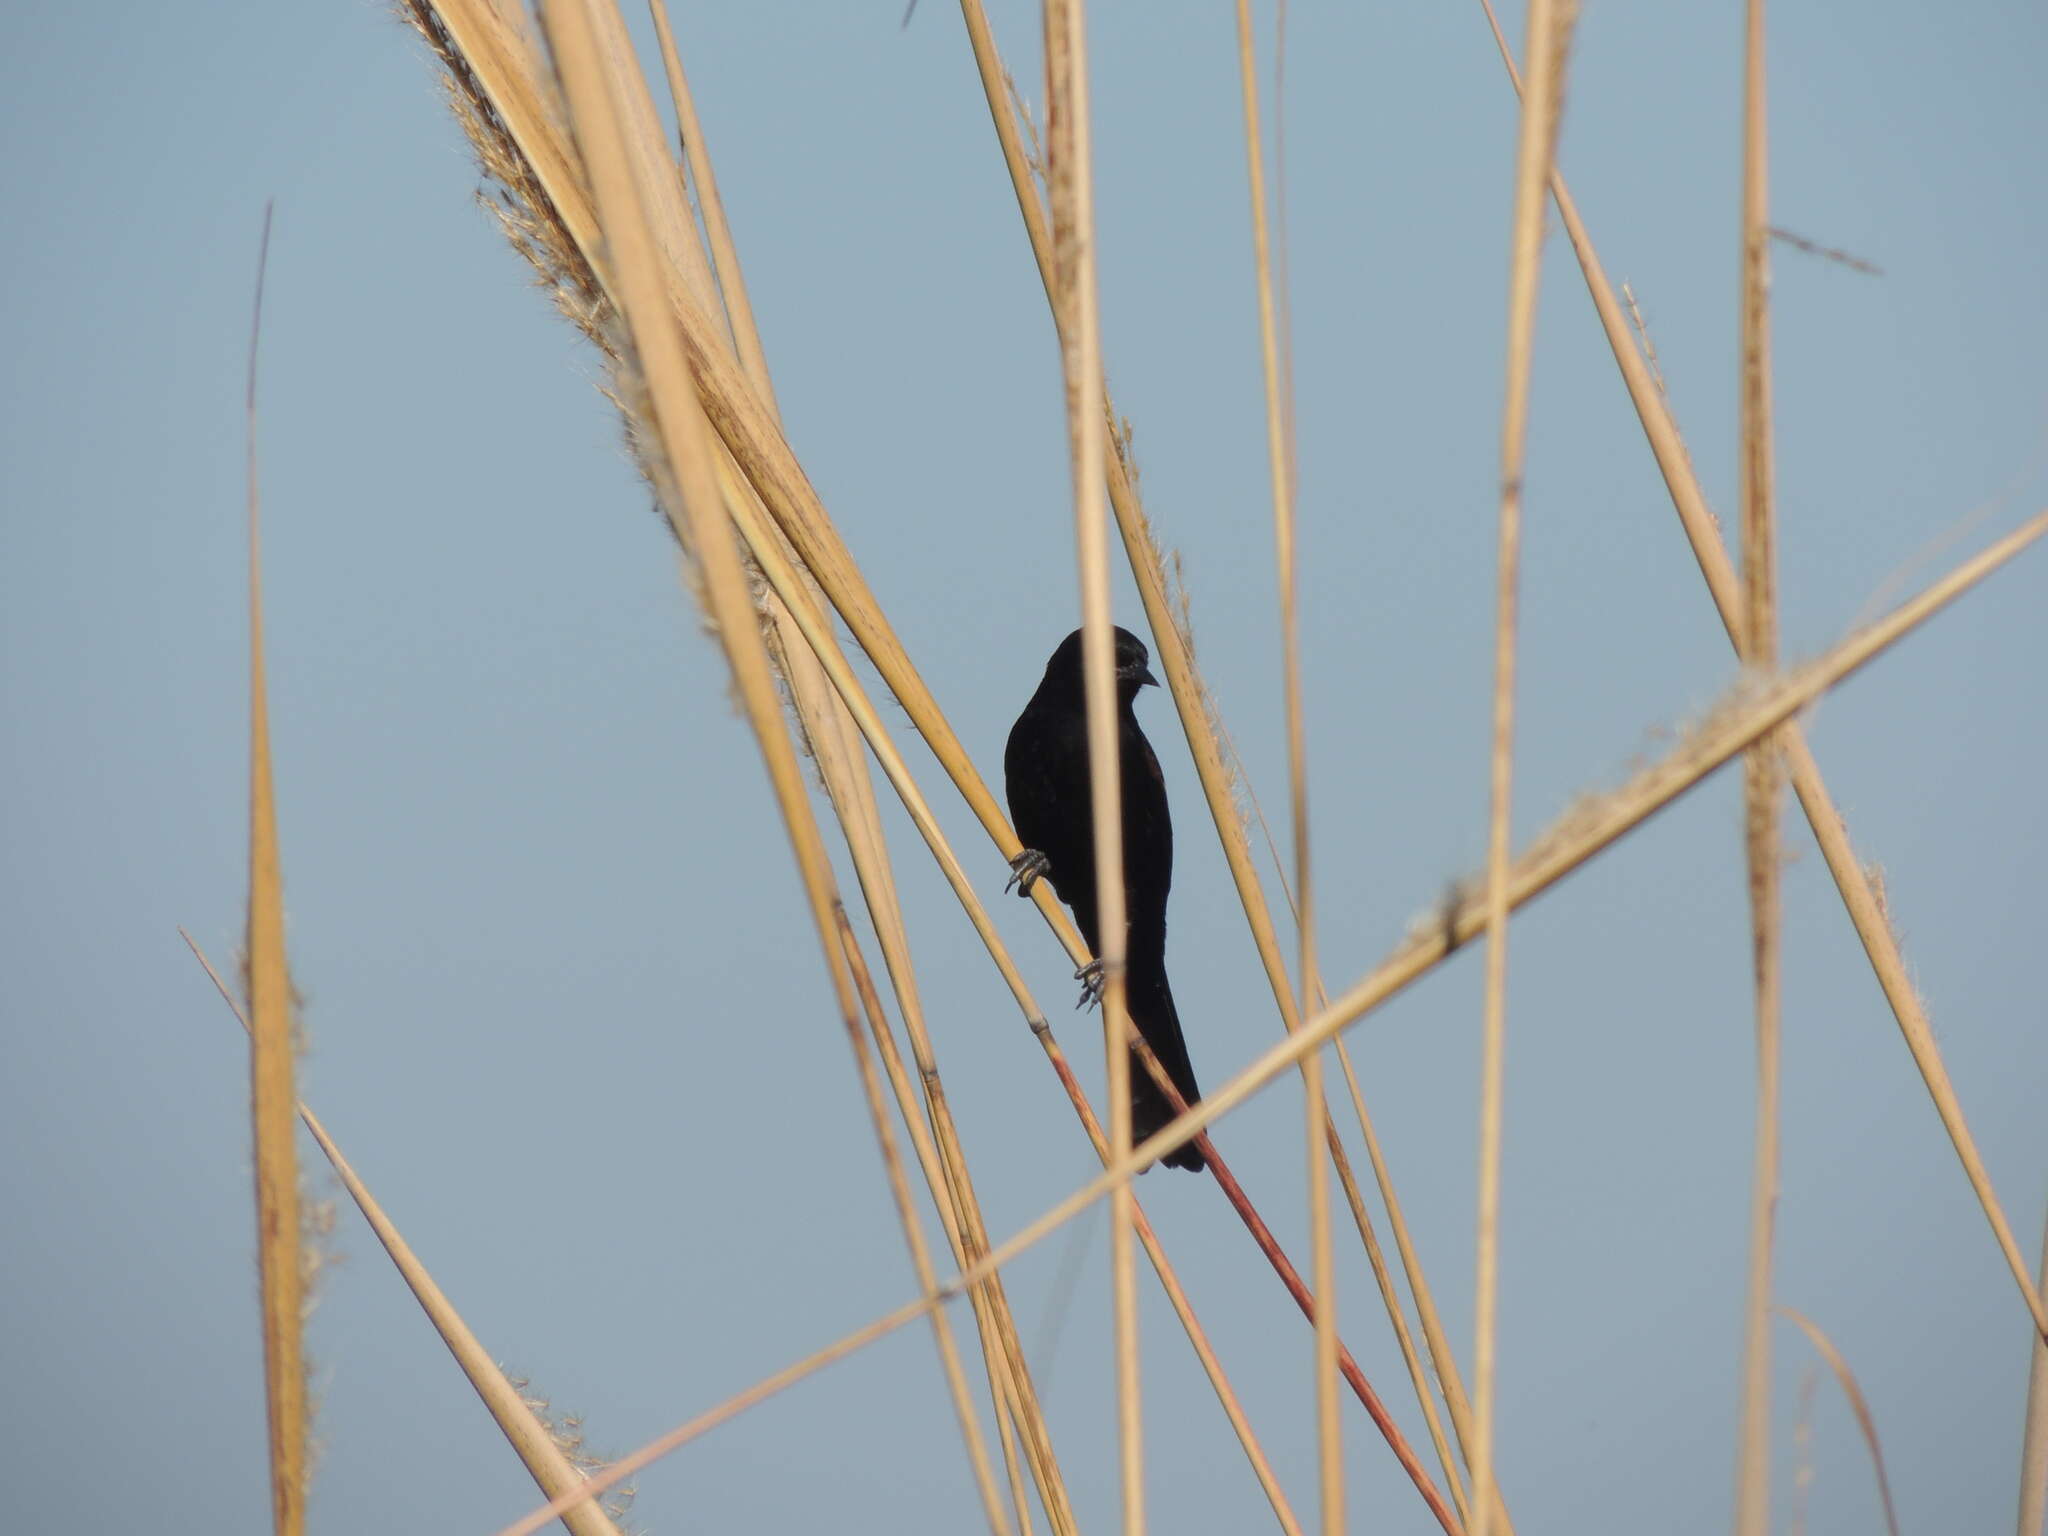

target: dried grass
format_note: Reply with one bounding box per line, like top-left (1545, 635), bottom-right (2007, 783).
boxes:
top-left (202, 4), bottom-right (2048, 1532)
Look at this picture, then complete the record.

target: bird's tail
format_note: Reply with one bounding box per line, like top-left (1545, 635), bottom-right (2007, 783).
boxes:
top-left (1126, 962), bottom-right (1205, 1173)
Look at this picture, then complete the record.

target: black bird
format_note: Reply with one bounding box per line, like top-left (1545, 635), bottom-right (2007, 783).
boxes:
top-left (1004, 626), bottom-right (1205, 1172)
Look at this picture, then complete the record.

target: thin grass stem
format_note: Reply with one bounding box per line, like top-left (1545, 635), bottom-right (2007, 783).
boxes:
top-left (1039, 4), bottom-right (1144, 1530)
top-left (1474, 3), bottom-right (1575, 1530)
top-left (1733, 4), bottom-right (1785, 1529)
top-left (1774, 1308), bottom-right (1900, 1536)
top-left (1229, 7), bottom-right (1340, 1529)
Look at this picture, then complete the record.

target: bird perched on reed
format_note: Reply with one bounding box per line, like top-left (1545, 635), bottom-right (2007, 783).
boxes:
top-left (1005, 626), bottom-right (1204, 1172)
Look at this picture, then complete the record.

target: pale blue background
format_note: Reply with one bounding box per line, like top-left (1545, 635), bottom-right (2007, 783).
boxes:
top-left (3, 2), bottom-right (2044, 1533)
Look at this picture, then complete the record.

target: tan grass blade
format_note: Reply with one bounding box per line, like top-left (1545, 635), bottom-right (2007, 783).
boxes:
top-left (1040, 4), bottom-right (1146, 1531)
top-left (182, 932), bottom-right (632, 1536)
top-left (2020, 1212), bottom-right (2048, 1536)
top-left (492, 509), bottom-right (2047, 1536)
top-left (1473, 0), bottom-right (2048, 1344)
top-left (1474, 5), bottom-right (1576, 1532)
top-left (241, 204), bottom-right (308, 1536)
top-left (1229, 7), bottom-right (1341, 1530)
top-left (1774, 1307), bottom-right (1901, 1536)
top-left (531, 4), bottom-right (1009, 1530)
top-left (1734, 6), bottom-right (1786, 1531)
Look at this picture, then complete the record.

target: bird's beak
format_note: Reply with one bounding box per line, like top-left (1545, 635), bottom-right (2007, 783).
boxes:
top-left (1137, 664), bottom-right (1160, 689)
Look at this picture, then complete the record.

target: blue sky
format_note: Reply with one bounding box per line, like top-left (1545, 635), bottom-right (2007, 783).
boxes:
top-left (3, 2), bottom-right (2044, 1532)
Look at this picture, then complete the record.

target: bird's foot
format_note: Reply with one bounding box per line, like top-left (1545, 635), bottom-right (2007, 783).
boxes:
top-left (1073, 959), bottom-right (1105, 1011)
top-left (1006, 848), bottom-right (1052, 898)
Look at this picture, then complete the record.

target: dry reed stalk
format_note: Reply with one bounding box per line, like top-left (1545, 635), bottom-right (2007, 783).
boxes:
top-left (704, 431), bottom-right (1081, 1536)
top-left (183, 932), bottom-right (633, 1536)
top-left (1321, 1003), bottom-right (1473, 1526)
top-left (826, 906), bottom-right (1017, 1536)
top-left (493, 509), bottom-right (2048, 1536)
top-left (707, 395), bottom-right (1385, 1531)
top-left (1473, 4), bottom-right (1575, 1532)
top-left (833, 904), bottom-right (1040, 1536)
top-left (611, 16), bottom-right (1044, 1531)
top-left (1119, 1042), bottom-right (1464, 1536)
top-left (964, 10), bottom-right (1478, 1525)
top-left (1471, 0), bottom-right (2048, 1342)
top-left (406, 7), bottom-right (1307, 1527)
top-left (954, 14), bottom-right (1486, 1498)
top-left (480, 0), bottom-right (1071, 1519)
top-left (633, 18), bottom-right (1066, 1526)
top-left (1774, 1308), bottom-right (1901, 1536)
top-left (400, 77), bottom-right (1220, 1513)
top-left (532, 4), bottom-right (1010, 1531)
top-left (830, 780), bottom-right (1067, 1536)
top-left (2021, 1213), bottom-right (2048, 1536)
top-left (721, 464), bottom-right (1304, 1532)
top-left (1023, 1023), bottom-right (1309, 1536)
top-left (403, 9), bottom-right (2048, 1531)
top-left (1040, 4), bottom-right (1146, 1532)
top-left (1230, 5), bottom-right (1341, 1529)
top-left (927, 1086), bottom-right (1081, 1536)
top-left (415, 0), bottom-right (1109, 994)
top-left (643, 0), bottom-right (777, 412)
top-left (1734, 5), bottom-right (1785, 1530)
top-left (241, 206), bottom-right (308, 1536)
top-left (729, 358), bottom-right (1085, 1536)
top-left (585, 498), bottom-right (2041, 1536)
top-left (1225, 733), bottom-right (1482, 1527)
top-left (1230, 738), bottom-right (1484, 1527)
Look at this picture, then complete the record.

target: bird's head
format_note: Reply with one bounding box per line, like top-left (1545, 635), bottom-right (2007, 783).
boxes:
top-left (1046, 625), bottom-right (1159, 699)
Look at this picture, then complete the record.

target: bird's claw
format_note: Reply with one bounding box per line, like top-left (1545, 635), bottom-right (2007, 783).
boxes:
top-left (1074, 960), bottom-right (1105, 1011)
top-left (1006, 848), bottom-right (1052, 897)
